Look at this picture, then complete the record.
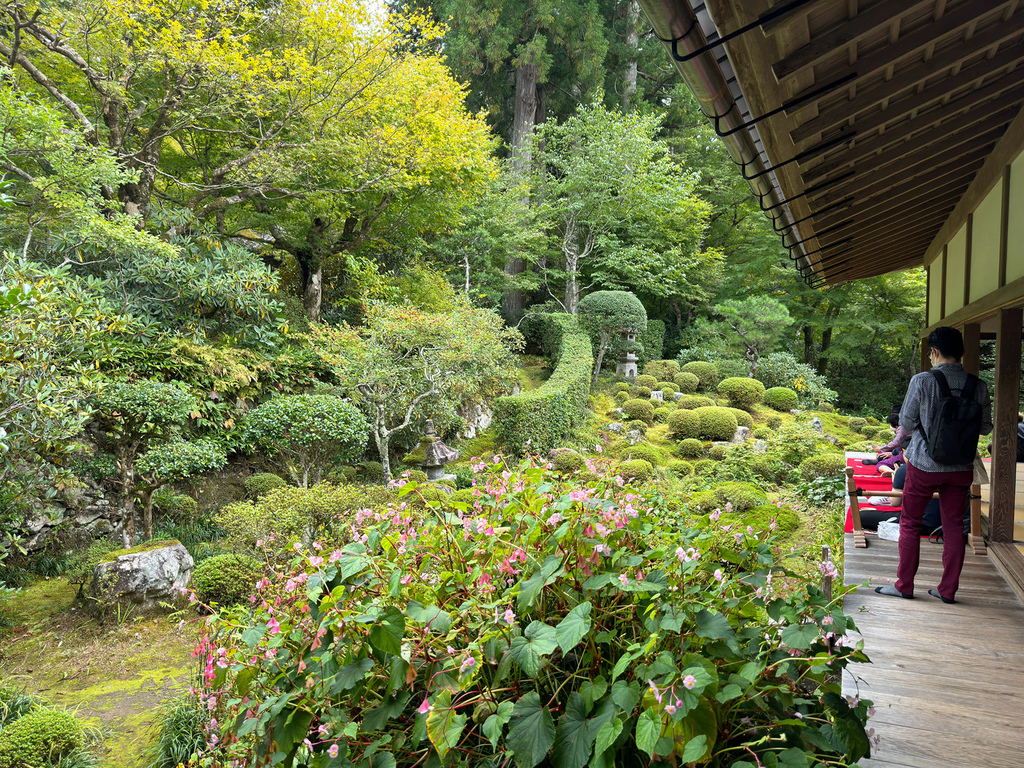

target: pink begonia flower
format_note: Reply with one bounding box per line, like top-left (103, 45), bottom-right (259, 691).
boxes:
top-left (618, 573), bottom-right (629, 587)
top-left (312, 541), bottom-right (323, 551)
top-left (256, 539), bottom-right (264, 548)
top-left (648, 680), bottom-right (663, 704)
top-left (683, 674), bottom-right (697, 690)
top-left (714, 568), bottom-right (724, 582)
top-left (328, 744), bottom-right (340, 758)
top-left (595, 443), bottom-right (603, 453)
top-left (725, 501), bottom-right (733, 512)
top-left (503, 607), bottom-right (516, 624)
top-left (267, 617), bottom-right (281, 635)
top-left (460, 656), bottom-right (476, 674)
top-left (292, 542), bottom-right (303, 553)
top-left (710, 508), bottom-right (721, 522)
top-left (665, 704), bottom-right (677, 715)
top-left (309, 556), bottom-right (324, 567)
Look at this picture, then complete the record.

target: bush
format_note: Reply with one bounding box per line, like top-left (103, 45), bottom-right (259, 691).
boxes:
top-left (660, 388), bottom-right (675, 401)
top-left (708, 445), bottom-right (728, 461)
top-left (550, 449), bottom-right (585, 475)
top-left (799, 453), bottom-right (848, 481)
top-left (677, 395), bottom-right (715, 410)
top-left (667, 409), bottom-right (700, 439)
top-left (694, 406), bottom-right (738, 441)
top-left (693, 458), bottom-right (716, 475)
top-left (653, 406), bottom-right (672, 423)
top-left (767, 423), bottom-right (840, 467)
top-left (613, 391), bottom-right (629, 404)
top-left (753, 352), bottom-right (837, 407)
top-left (192, 554), bottom-right (262, 606)
top-left (638, 319), bottom-right (665, 366)
top-left (635, 374), bottom-right (658, 390)
top-left (725, 504), bottom-right (800, 538)
top-left (874, 428), bottom-right (895, 443)
top-left (244, 473), bottom-right (288, 499)
top-left (847, 417), bottom-right (867, 432)
top-left (153, 492), bottom-right (198, 523)
top-left (655, 381), bottom-right (675, 394)
top-left (766, 415), bottom-right (783, 429)
top-left (359, 461), bottom-right (386, 484)
top-left (622, 443), bottom-right (661, 466)
top-left (752, 426), bottom-right (772, 440)
top-left (682, 361), bottom-right (718, 391)
top-left (677, 438), bottom-right (705, 458)
top-left (845, 440), bottom-right (875, 452)
top-left (726, 408), bottom-right (754, 430)
top-left (859, 426), bottom-right (881, 439)
top-left (66, 539), bottom-right (123, 595)
top-left (752, 456), bottom-right (788, 485)
top-left (666, 459), bottom-right (693, 476)
top-left (0, 708), bottom-right (84, 768)
top-left (495, 314), bottom-right (593, 455)
top-left (621, 398), bottom-right (655, 424)
top-left (690, 481), bottom-right (767, 513)
top-left (763, 387), bottom-right (798, 412)
top-left (150, 695), bottom-right (207, 768)
top-left (613, 382), bottom-right (631, 394)
top-left (618, 458), bottom-right (654, 483)
top-left (403, 469), bottom-right (429, 483)
top-left (714, 359), bottom-right (749, 380)
top-left (636, 386), bottom-right (652, 398)
top-left (718, 377), bottom-right (765, 409)
top-left (644, 360), bottom-right (680, 380)
top-left (673, 371), bottom-right (699, 393)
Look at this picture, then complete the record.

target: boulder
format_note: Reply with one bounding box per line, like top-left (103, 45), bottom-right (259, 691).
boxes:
top-left (626, 429), bottom-right (645, 445)
top-left (458, 401), bottom-right (493, 440)
top-left (731, 426), bottom-right (750, 443)
top-left (87, 540), bottom-right (193, 611)
top-left (810, 417), bottom-right (823, 431)
top-left (603, 422), bottom-right (624, 434)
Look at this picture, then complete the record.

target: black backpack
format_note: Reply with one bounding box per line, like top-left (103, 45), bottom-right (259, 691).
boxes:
top-left (920, 370), bottom-right (983, 465)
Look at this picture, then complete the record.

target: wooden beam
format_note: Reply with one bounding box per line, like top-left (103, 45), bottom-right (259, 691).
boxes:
top-left (941, 245), bottom-right (948, 318)
top-left (964, 213), bottom-right (973, 307)
top-left (963, 322), bottom-right (982, 375)
top-left (818, 213), bottom-right (950, 253)
top-left (819, 233), bottom-right (939, 278)
top-left (921, 336), bottom-right (931, 371)
top-left (923, 274), bottom-right (1024, 334)
top-left (772, 0), bottom-right (934, 81)
top-left (990, 307), bottom-right (1022, 544)
top-left (791, 22), bottom-right (1024, 140)
top-left (814, 197), bottom-right (956, 243)
top-left (999, 165), bottom-right (1011, 288)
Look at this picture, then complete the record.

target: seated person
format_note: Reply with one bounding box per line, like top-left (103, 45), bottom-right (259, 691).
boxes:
top-left (861, 464), bottom-right (970, 535)
top-left (872, 407), bottom-right (910, 478)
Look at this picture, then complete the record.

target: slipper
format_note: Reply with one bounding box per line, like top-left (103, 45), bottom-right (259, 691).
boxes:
top-left (862, 458), bottom-right (878, 465)
top-left (928, 589), bottom-right (955, 604)
top-left (874, 585), bottom-right (913, 599)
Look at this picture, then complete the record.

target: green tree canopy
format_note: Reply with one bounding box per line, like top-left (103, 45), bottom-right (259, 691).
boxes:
top-left (578, 291), bottom-right (647, 382)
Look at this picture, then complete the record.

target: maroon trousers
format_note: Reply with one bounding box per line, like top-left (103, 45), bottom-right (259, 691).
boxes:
top-left (895, 463), bottom-right (974, 600)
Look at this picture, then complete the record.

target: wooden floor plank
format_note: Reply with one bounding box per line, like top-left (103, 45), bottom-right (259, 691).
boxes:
top-left (842, 534), bottom-right (1024, 768)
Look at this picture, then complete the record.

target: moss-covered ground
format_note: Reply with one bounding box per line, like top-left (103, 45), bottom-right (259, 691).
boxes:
top-left (0, 578), bottom-right (198, 767)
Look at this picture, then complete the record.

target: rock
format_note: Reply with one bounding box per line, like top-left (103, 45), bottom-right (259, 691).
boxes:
top-left (673, 392), bottom-right (684, 401)
top-left (458, 400), bottom-right (493, 440)
top-left (627, 429), bottom-right (645, 445)
top-left (650, 391), bottom-right (664, 402)
top-left (810, 417), bottom-right (823, 431)
top-left (731, 426), bottom-right (750, 443)
top-left (87, 541), bottom-right (193, 612)
top-left (825, 434), bottom-right (839, 445)
top-left (603, 422), bottom-right (624, 434)
top-left (752, 440), bottom-right (768, 454)
top-left (611, 408), bottom-right (625, 419)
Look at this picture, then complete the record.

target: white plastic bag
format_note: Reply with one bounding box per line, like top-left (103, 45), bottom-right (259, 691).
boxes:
top-left (877, 518), bottom-right (900, 542)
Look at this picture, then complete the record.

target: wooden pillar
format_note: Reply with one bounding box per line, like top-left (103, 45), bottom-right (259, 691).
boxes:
top-left (990, 307), bottom-right (1023, 544)
top-left (963, 322), bottom-right (981, 375)
top-left (845, 467), bottom-right (866, 549)
top-left (920, 336), bottom-right (931, 372)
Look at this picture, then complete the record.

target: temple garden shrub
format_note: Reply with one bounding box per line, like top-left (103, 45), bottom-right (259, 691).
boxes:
top-left (727, 408), bottom-right (754, 430)
top-left (359, 461), bottom-right (386, 484)
top-left (725, 504), bottom-right (800, 538)
top-left (638, 318), bottom-right (665, 365)
top-left (653, 406), bottom-right (672, 423)
top-left (625, 419), bottom-right (649, 434)
top-left (153, 491), bottom-right (198, 523)
top-left (636, 386), bottom-right (652, 398)
top-left (767, 415), bottom-right (783, 429)
top-left (859, 426), bottom-right (881, 440)
top-left (799, 453), bottom-right (848, 481)
top-left (656, 381), bottom-right (676, 394)
top-left (752, 456), bottom-right (789, 485)
top-left (192, 554), bottom-right (262, 606)
top-left (681, 361), bottom-right (718, 391)
top-left (196, 461), bottom-right (871, 768)
top-left (644, 359), bottom-right (680, 380)
top-left (875, 428), bottom-right (895, 443)
top-left (668, 409), bottom-right (700, 439)
top-left (495, 314), bottom-right (593, 454)
top-left (635, 374), bottom-right (658, 390)
top-left (753, 353), bottom-right (837, 407)
top-left (149, 695), bottom-right (207, 768)
top-left (660, 387), bottom-right (675, 401)
top-left (613, 382), bottom-right (631, 394)
top-left (847, 417), bottom-right (866, 432)
top-left (622, 398), bottom-right (655, 424)
top-left (768, 424), bottom-right (842, 468)
top-left (673, 371), bottom-right (699, 393)
top-left (718, 377), bottom-right (765, 410)
top-left (447, 488), bottom-right (479, 507)
top-left (244, 473), bottom-right (288, 499)
top-left (689, 481), bottom-right (768, 513)
top-left (845, 440), bottom-right (875, 452)
top-left (708, 445), bottom-right (728, 461)
top-left (764, 387), bottom-right (799, 412)
top-left (752, 426), bottom-right (772, 440)
top-left (667, 459), bottom-right (693, 476)
top-left (618, 457), bottom-right (654, 482)
top-left (677, 395), bottom-right (715, 410)
top-left (694, 406), bottom-right (738, 442)
top-left (614, 391), bottom-right (629, 404)
top-left (693, 458), bottom-right (716, 476)
top-left (715, 359), bottom-right (749, 381)
top-left (0, 706), bottom-right (85, 768)
top-left (622, 443), bottom-right (662, 466)
top-left (677, 438), bottom-right (705, 458)
top-left (578, 291), bottom-right (647, 380)
top-left (550, 449), bottom-right (585, 475)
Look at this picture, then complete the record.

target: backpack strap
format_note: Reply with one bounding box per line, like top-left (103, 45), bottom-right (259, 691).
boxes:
top-left (961, 374), bottom-right (979, 400)
top-left (929, 369), bottom-right (952, 397)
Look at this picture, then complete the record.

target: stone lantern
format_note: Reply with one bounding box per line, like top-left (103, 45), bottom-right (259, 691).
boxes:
top-left (406, 419), bottom-right (460, 480)
top-left (615, 328), bottom-right (640, 379)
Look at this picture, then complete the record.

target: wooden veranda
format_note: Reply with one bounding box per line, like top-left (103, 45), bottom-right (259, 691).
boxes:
top-left (843, 534), bottom-right (1024, 768)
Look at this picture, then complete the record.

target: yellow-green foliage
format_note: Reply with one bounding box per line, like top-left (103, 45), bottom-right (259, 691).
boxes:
top-left (722, 504), bottom-right (800, 538)
top-left (677, 395), bottom-right (715, 410)
top-left (798, 453), bottom-right (848, 481)
top-left (751, 456), bottom-right (788, 485)
top-left (551, 449), bottom-right (585, 475)
top-left (653, 406), bottom-right (672, 423)
top-left (100, 539), bottom-right (180, 563)
top-left (0, 708), bottom-right (84, 768)
top-left (763, 387), bottom-right (798, 411)
top-left (622, 443), bottom-right (662, 466)
top-left (618, 459), bottom-right (654, 483)
top-left (153, 492), bottom-right (198, 523)
top-left (667, 459), bottom-right (693, 476)
top-left (635, 374), bottom-right (658, 389)
top-left (359, 461), bottom-right (386, 483)
top-left (752, 426), bottom-right (772, 440)
top-left (845, 440), bottom-right (875, 452)
top-left (847, 417), bottom-right (867, 432)
top-left (613, 382), bottom-right (631, 394)
top-left (673, 371), bottom-right (699, 393)
top-left (636, 386), bottom-right (652, 398)
top-left (643, 360), bottom-right (680, 380)
top-left (682, 361), bottom-right (718, 390)
top-left (694, 406), bottom-right (738, 442)
top-left (689, 481), bottom-right (767, 513)
top-left (192, 554), bottom-right (262, 606)
top-left (692, 459), bottom-right (716, 476)
top-left (244, 473), bottom-right (288, 499)
top-left (859, 426), bottom-right (881, 439)
top-left (622, 398), bottom-right (655, 424)
top-left (677, 438), bottom-right (704, 458)
top-left (668, 409), bottom-right (700, 439)
top-left (448, 488), bottom-right (479, 507)
top-left (726, 408), bottom-right (754, 429)
top-left (718, 377), bottom-right (765, 409)
top-left (656, 381), bottom-right (676, 393)
top-left (708, 445), bottom-right (728, 461)
top-left (766, 415), bottom-right (783, 429)
top-left (216, 484), bottom-right (393, 550)
top-left (614, 391), bottom-right (629, 404)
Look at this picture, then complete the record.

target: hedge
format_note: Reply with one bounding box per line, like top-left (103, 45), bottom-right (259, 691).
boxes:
top-left (798, 453), bottom-right (848, 481)
top-left (622, 443), bottom-right (662, 466)
top-left (726, 407), bottom-right (754, 430)
top-left (677, 438), bottom-right (705, 458)
top-left (673, 372), bottom-right (699, 393)
top-left (622, 398), bottom-right (656, 424)
top-left (618, 459), bottom-right (654, 483)
top-left (635, 374), bottom-right (658, 390)
top-left (495, 314), bottom-right (593, 455)
top-left (676, 395), bottom-right (715, 410)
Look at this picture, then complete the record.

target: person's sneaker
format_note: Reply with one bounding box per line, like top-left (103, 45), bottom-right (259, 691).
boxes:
top-left (867, 496), bottom-right (892, 506)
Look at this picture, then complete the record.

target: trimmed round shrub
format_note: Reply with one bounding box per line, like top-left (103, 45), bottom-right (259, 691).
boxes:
top-left (623, 443), bottom-right (661, 466)
top-left (0, 708), bottom-right (84, 768)
top-left (656, 381), bottom-right (676, 394)
top-left (613, 382), bottom-right (631, 394)
top-left (644, 360), bottom-right (680, 380)
top-left (859, 426), bottom-right (881, 439)
top-left (192, 554), bottom-right (262, 606)
top-left (845, 440), bottom-right (875, 452)
top-left (660, 387), bottom-right (675, 401)
top-left (636, 386), bottom-right (652, 398)
top-left (625, 419), bottom-right (649, 434)
top-left (682, 361), bottom-right (718, 391)
top-left (817, 401), bottom-right (835, 412)
top-left (673, 371), bottom-right (699, 393)
top-left (677, 395), bottom-right (715, 410)
top-left (718, 377), bottom-right (765, 409)
top-left (551, 449), bottom-right (585, 475)
top-left (766, 415), bottom-right (783, 429)
top-left (752, 456), bottom-right (787, 485)
top-left (448, 488), bottom-right (479, 507)
top-left (412, 485), bottom-right (448, 508)
top-left (798, 453), bottom-right (848, 481)
top-left (154, 492), bottom-right (198, 523)
top-left (635, 374), bottom-right (658, 390)
top-left (622, 398), bottom-right (655, 424)
top-left (690, 481), bottom-right (767, 513)
top-left (708, 445), bottom-right (728, 461)
top-left (244, 473), bottom-right (288, 499)
top-left (694, 406), bottom-right (739, 442)
top-left (401, 469), bottom-right (429, 483)
top-left (668, 409), bottom-right (700, 439)
top-left (874, 428), bottom-right (895, 443)
top-left (653, 406), bottom-right (672, 423)
top-left (727, 408), bottom-right (754, 430)
top-left (667, 459), bottom-right (693, 476)
top-left (614, 391), bottom-right (629, 404)
top-left (727, 504), bottom-right (800, 538)
top-left (678, 438), bottom-right (705, 458)
top-left (752, 426), bottom-right (772, 440)
top-left (865, 417), bottom-right (881, 426)
top-left (693, 459), bottom-right (716, 476)
top-left (763, 387), bottom-right (798, 412)
top-left (847, 417), bottom-right (867, 432)
top-left (618, 459), bottom-right (654, 483)
top-left (359, 461), bottom-right (386, 484)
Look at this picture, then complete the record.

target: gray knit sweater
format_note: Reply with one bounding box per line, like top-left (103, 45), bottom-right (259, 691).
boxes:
top-left (899, 362), bottom-right (993, 473)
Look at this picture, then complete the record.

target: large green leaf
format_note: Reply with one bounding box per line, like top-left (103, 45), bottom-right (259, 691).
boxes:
top-left (516, 555), bottom-right (564, 611)
top-left (695, 608), bottom-right (736, 643)
top-left (634, 708), bottom-right (661, 758)
top-left (426, 690), bottom-right (467, 759)
top-left (680, 735), bottom-right (708, 763)
top-left (506, 692), bottom-right (555, 768)
top-left (406, 601), bottom-right (452, 634)
top-left (483, 701), bottom-right (515, 749)
top-left (552, 693), bottom-right (593, 768)
top-left (593, 716), bottom-right (623, 755)
top-left (781, 622), bottom-right (820, 650)
top-left (368, 606), bottom-right (405, 656)
top-left (331, 658), bottom-right (374, 694)
top-left (555, 602), bottom-right (592, 653)
top-left (610, 680), bottom-right (640, 714)
top-left (509, 621), bottom-right (558, 678)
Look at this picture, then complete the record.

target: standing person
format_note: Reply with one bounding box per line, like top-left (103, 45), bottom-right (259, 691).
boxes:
top-left (874, 327), bottom-right (992, 604)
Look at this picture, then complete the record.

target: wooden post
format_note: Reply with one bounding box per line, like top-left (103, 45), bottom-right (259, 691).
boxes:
top-left (970, 482), bottom-right (987, 556)
top-left (846, 467), bottom-right (866, 548)
top-left (990, 307), bottom-right (1023, 543)
top-left (920, 336), bottom-right (931, 372)
top-left (962, 322), bottom-right (981, 375)
top-left (820, 544), bottom-right (833, 601)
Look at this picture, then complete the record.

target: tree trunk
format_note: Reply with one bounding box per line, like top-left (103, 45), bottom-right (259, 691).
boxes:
top-left (593, 331), bottom-right (611, 383)
top-left (297, 218), bottom-right (327, 323)
top-left (803, 326), bottom-right (815, 366)
top-left (141, 489), bottom-right (154, 542)
top-left (376, 430), bottom-right (392, 481)
top-left (503, 62), bottom-right (539, 324)
top-left (623, 0), bottom-right (639, 109)
top-left (817, 326), bottom-right (833, 376)
top-left (120, 453), bottom-right (136, 548)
